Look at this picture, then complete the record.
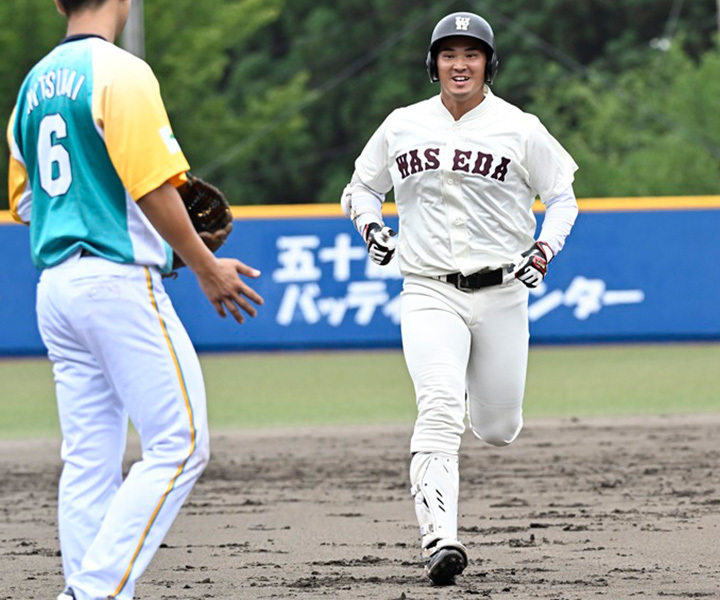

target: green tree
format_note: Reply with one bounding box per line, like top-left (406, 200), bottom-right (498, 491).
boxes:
top-left (201, 0), bottom-right (718, 204)
top-left (2, 0), bottom-right (719, 208)
top-left (0, 0), bottom-right (314, 208)
top-left (144, 0), bottom-right (316, 205)
top-left (529, 39), bottom-right (720, 197)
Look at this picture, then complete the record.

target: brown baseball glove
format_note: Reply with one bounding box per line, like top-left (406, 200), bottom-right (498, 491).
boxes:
top-left (172, 173), bottom-right (233, 270)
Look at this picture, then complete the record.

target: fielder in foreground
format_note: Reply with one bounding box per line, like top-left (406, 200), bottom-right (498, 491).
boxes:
top-left (7, 1), bottom-right (263, 598)
top-left (341, 11), bottom-right (579, 586)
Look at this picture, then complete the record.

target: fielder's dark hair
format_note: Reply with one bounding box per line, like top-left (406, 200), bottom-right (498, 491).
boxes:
top-left (58, 0), bottom-right (109, 15)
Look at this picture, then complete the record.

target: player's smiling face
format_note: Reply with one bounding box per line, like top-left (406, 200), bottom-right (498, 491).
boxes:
top-left (436, 36), bottom-right (488, 113)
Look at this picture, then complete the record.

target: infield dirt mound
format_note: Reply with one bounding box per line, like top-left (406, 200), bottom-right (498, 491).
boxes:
top-left (1, 414), bottom-right (719, 599)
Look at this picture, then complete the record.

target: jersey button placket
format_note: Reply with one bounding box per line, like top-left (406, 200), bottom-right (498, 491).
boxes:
top-left (444, 173), bottom-right (469, 268)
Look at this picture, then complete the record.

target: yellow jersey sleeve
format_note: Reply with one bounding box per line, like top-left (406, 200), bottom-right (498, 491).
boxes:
top-left (92, 44), bottom-right (190, 201)
top-left (7, 107), bottom-right (32, 224)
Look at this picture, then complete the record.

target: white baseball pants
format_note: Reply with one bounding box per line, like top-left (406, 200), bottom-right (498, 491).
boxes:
top-left (36, 253), bottom-right (209, 600)
top-left (401, 274), bottom-right (529, 455)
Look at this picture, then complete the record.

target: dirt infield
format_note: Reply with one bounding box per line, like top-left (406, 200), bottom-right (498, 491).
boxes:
top-left (2, 413), bottom-right (719, 599)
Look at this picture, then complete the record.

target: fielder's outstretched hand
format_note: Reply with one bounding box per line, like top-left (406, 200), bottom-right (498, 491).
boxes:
top-left (364, 223), bottom-right (397, 266)
top-left (515, 241), bottom-right (552, 288)
top-left (196, 258), bottom-right (264, 324)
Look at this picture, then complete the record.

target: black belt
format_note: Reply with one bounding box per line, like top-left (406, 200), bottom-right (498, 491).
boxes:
top-left (436, 269), bottom-right (504, 291)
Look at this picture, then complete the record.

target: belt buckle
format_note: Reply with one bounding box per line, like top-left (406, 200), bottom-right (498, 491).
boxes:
top-left (454, 274), bottom-right (474, 292)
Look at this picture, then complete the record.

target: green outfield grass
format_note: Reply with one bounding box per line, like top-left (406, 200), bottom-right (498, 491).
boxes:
top-left (1, 343), bottom-right (719, 439)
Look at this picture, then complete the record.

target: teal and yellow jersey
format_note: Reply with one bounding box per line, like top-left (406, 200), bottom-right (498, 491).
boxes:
top-left (7, 35), bottom-right (190, 271)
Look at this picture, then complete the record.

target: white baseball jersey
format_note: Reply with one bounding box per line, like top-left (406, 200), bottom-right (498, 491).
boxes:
top-left (354, 88), bottom-right (578, 277)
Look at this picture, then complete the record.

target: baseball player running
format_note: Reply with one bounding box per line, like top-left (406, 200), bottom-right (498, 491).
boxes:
top-left (7, 1), bottom-right (263, 599)
top-left (341, 12), bottom-right (578, 585)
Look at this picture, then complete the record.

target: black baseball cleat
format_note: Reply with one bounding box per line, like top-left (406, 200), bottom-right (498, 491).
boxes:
top-left (57, 588), bottom-right (76, 600)
top-left (424, 545), bottom-right (468, 586)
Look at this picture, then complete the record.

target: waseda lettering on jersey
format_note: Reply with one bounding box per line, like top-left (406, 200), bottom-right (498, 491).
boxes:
top-left (396, 148), bottom-right (440, 178)
top-left (395, 148), bottom-right (510, 182)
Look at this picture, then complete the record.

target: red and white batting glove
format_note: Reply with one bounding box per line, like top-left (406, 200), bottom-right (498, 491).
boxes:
top-left (515, 241), bottom-right (552, 288)
top-left (364, 223), bottom-right (397, 266)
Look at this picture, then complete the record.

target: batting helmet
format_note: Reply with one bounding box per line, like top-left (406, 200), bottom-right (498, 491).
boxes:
top-left (425, 12), bottom-right (499, 85)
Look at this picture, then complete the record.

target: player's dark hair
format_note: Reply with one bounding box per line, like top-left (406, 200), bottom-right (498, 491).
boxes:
top-left (58, 0), bottom-right (108, 16)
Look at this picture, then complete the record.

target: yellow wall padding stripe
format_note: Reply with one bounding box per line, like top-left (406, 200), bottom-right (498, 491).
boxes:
top-left (556, 196), bottom-right (720, 212)
top-left (226, 196), bottom-right (720, 218)
top-left (1, 196), bottom-right (719, 223)
top-left (113, 268), bottom-right (197, 598)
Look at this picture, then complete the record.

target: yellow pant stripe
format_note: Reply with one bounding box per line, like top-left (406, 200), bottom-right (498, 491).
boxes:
top-left (111, 268), bottom-right (197, 598)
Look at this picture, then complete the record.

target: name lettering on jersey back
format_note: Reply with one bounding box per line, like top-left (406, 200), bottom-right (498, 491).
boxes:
top-left (26, 69), bottom-right (86, 115)
top-left (395, 148), bottom-right (510, 182)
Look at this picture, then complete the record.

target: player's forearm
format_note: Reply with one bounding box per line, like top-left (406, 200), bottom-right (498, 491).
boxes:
top-left (538, 185), bottom-right (579, 258)
top-left (137, 181), bottom-right (217, 274)
top-left (341, 172), bottom-right (385, 241)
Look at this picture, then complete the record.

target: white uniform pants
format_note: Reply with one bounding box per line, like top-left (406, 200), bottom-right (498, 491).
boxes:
top-left (401, 274), bottom-right (529, 455)
top-left (36, 253), bottom-right (210, 600)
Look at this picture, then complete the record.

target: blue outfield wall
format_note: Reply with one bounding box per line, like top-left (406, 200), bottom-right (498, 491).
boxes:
top-left (1, 206), bottom-right (719, 355)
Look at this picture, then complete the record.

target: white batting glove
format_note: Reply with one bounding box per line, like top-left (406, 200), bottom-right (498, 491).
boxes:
top-left (514, 241), bottom-right (552, 288)
top-left (364, 223), bottom-right (397, 266)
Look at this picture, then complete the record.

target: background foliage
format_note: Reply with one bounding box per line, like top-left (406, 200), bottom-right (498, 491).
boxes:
top-left (1, 0), bottom-right (718, 209)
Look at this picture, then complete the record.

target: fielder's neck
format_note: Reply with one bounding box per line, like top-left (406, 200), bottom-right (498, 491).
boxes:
top-left (60, 0), bottom-right (128, 43)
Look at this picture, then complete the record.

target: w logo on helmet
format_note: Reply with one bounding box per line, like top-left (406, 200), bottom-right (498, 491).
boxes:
top-left (455, 17), bottom-right (471, 31)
